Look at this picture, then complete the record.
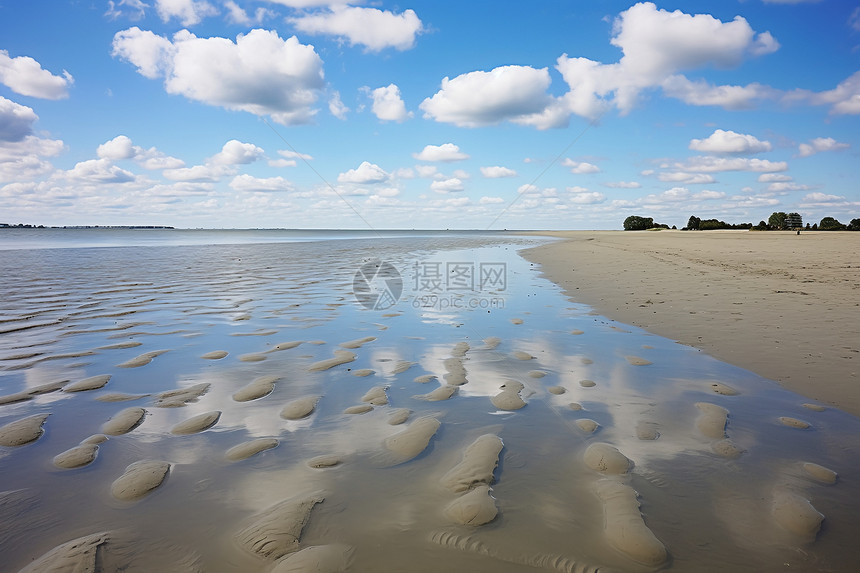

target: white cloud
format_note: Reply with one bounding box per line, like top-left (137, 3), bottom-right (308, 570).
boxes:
top-left (671, 156), bottom-right (787, 173)
top-left (562, 159), bottom-right (600, 174)
top-left (603, 181), bottom-right (641, 188)
top-left (789, 71), bottom-right (860, 115)
top-left (0, 134), bottom-right (65, 184)
top-left (568, 190), bottom-right (606, 204)
top-left (414, 165), bottom-right (440, 179)
top-left (0, 96), bottom-right (38, 142)
top-left (430, 178), bottom-right (465, 193)
top-left (797, 137), bottom-right (850, 157)
top-left (163, 163), bottom-right (231, 182)
top-left (480, 166), bottom-right (517, 178)
top-left (105, 0), bottom-right (148, 21)
top-left (337, 161), bottom-right (389, 184)
top-left (230, 174), bottom-right (293, 192)
top-left (657, 172), bottom-right (716, 184)
top-left (661, 75), bottom-right (775, 109)
top-left (289, 6), bottom-right (423, 52)
top-left (211, 140), bottom-right (264, 165)
top-left (96, 135), bottom-right (185, 170)
top-left (224, 1), bottom-right (270, 25)
top-left (278, 149), bottom-right (313, 161)
top-left (368, 84), bottom-right (411, 122)
top-left (58, 158), bottom-right (136, 184)
top-left (0, 50), bottom-right (73, 100)
top-left (555, 3), bottom-right (779, 117)
top-left (480, 196), bottom-right (505, 205)
top-left (689, 129), bottom-right (772, 154)
top-left (155, 0), bottom-right (218, 26)
top-left (766, 182), bottom-right (813, 192)
top-left (758, 173), bottom-right (792, 183)
top-left (692, 190), bottom-right (726, 200)
top-left (420, 65), bottom-right (555, 127)
top-left (328, 91), bottom-right (349, 120)
top-left (413, 143), bottom-right (469, 162)
top-left (518, 184), bottom-right (540, 194)
top-left (112, 28), bottom-right (325, 125)
top-left (801, 192), bottom-right (845, 203)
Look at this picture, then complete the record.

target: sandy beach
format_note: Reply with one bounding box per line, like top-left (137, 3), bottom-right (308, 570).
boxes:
top-left (522, 230), bottom-right (860, 418)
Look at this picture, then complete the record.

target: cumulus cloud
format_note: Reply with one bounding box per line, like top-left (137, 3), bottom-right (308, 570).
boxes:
top-left (289, 6), bottom-right (423, 52)
top-left (0, 96), bottom-right (38, 142)
top-left (97, 135), bottom-right (185, 170)
top-left (57, 158), bottom-right (136, 184)
top-left (337, 161), bottom-right (389, 184)
top-left (689, 129), bottom-right (772, 154)
top-left (480, 196), bottom-right (505, 205)
top-left (412, 143), bottom-right (469, 162)
top-left (155, 0), bottom-right (218, 26)
top-left (224, 1), bottom-right (270, 25)
top-left (670, 156), bottom-right (787, 173)
top-left (0, 50), bottom-right (73, 100)
top-left (788, 71), bottom-right (860, 115)
top-left (420, 65), bottom-right (555, 127)
top-left (603, 181), bottom-right (641, 188)
top-left (112, 28), bottom-right (325, 125)
top-left (758, 173), bottom-right (792, 183)
top-left (568, 189), bottom-right (606, 204)
top-left (328, 91), bottom-right (349, 120)
top-left (430, 178), bottom-right (465, 193)
top-left (368, 84), bottom-right (411, 122)
top-left (230, 174), bottom-right (293, 192)
top-left (211, 140), bottom-right (264, 165)
top-left (693, 190), bottom-right (726, 200)
top-left (657, 172), bottom-right (716, 184)
top-left (480, 166), bottom-right (517, 178)
top-left (562, 159), bottom-right (600, 174)
top-left (797, 137), bottom-right (850, 157)
top-left (556, 2), bottom-right (779, 118)
top-left (661, 76), bottom-right (775, 109)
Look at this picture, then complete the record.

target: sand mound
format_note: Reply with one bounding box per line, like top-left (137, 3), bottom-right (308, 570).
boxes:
top-left (281, 396), bottom-right (321, 420)
top-left (443, 358), bottom-right (468, 386)
top-left (171, 411), bottom-right (221, 435)
top-left (414, 374), bottom-right (437, 384)
top-left (576, 419), bottom-right (599, 434)
top-left (96, 393), bottom-right (149, 403)
top-left (387, 408), bottom-right (411, 425)
top-left (225, 438), bottom-right (279, 461)
top-left (413, 385), bottom-right (458, 402)
top-left (200, 350), bottom-right (228, 359)
top-left (19, 531), bottom-right (110, 573)
top-left (233, 375), bottom-right (280, 402)
top-left (384, 416), bottom-right (441, 462)
top-left (510, 318), bottom-right (523, 325)
top-left (596, 480), bottom-right (667, 566)
top-left (270, 544), bottom-right (353, 573)
top-left (270, 341), bottom-right (304, 352)
top-left (53, 441), bottom-right (101, 469)
top-left (0, 413), bottom-right (49, 447)
top-left (802, 462), bottom-right (837, 485)
top-left (361, 386), bottom-right (388, 405)
top-left (491, 381), bottom-right (526, 411)
top-left (235, 492), bottom-right (324, 559)
top-left (779, 416), bottom-right (811, 429)
top-left (155, 383), bottom-right (210, 408)
top-left (547, 385), bottom-right (566, 395)
top-left (392, 361), bottom-right (415, 374)
top-left (584, 443), bottom-right (632, 474)
top-left (772, 489), bottom-right (824, 540)
top-left (440, 434), bottom-right (503, 492)
top-left (579, 379), bottom-right (596, 388)
top-left (351, 369), bottom-right (375, 377)
top-left (625, 356), bottom-right (652, 366)
top-left (309, 351), bottom-right (355, 372)
top-left (803, 403), bottom-right (826, 412)
top-left (512, 351), bottom-right (535, 360)
top-left (445, 485), bottom-right (498, 526)
top-left (452, 342), bottom-right (470, 357)
top-left (695, 402), bottom-right (729, 440)
top-left (110, 460), bottom-right (170, 501)
top-left (117, 350), bottom-right (168, 368)
top-left (339, 336), bottom-right (376, 349)
top-left (344, 404), bottom-right (373, 415)
top-left (238, 353), bottom-right (267, 362)
top-left (635, 421), bottom-right (659, 440)
top-left (64, 375), bottom-right (111, 393)
top-left (307, 455), bottom-right (341, 468)
top-left (528, 370), bottom-right (546, 378)
top-left (101, 407), bottom-right (146, 435)
top-left (483, 337), bottom-right (501, 349)
top-left (710, 382), bottom-right (739, 396)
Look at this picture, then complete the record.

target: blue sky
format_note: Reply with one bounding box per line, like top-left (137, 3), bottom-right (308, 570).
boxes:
top-left (0, 0), bottom-right (858, 229)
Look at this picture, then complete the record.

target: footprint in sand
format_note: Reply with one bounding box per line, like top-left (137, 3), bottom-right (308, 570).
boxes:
top-left (171, 411), bottom-right (221, 435)
top-left (53, 435), bottom-right (108, 469)
top-left (110, 460), bottom-right (171, 501)
top-left (595, 480), bottom-right (667, 567)
top-left (233, 375), bottom-right (280, 402)
top-left (0, 413), bottom-right (49, 447)
top-left (102, 407), bottom-right (147, 435)
top-left (235, 492), bottom-right (325, 559)
top-left (281, 396), bottom-right (321, 420)
top-left (225, 438), bottom-right (279, 462)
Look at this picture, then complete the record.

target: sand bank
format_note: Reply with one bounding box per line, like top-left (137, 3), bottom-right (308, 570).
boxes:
top-left (522, 230), bottom-right (860, 417)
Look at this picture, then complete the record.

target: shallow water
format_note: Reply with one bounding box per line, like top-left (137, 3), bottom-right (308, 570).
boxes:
top-left (1, 233), bottom-right (859, 572)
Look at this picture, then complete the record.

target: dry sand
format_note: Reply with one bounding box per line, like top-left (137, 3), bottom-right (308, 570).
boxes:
top-left (522, 230), bottom-right (860, 417)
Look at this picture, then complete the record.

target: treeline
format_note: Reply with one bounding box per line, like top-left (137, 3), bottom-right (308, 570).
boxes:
top-left (624, 213), bottom-right (860, 231)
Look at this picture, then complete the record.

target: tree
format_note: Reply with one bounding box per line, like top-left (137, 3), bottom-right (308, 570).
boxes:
top-left (819, 217), bottom-right (846, 231)
top-left (687, 215), bottom-right (701, 230)
top-left (768, 212), bottom-right (787, 230)
top-left (785, 213), bottom-right (803, 229)
top-left (623, 215), bottom-right (655, 231)
top-left (847, 218), bottom-right (860, 231)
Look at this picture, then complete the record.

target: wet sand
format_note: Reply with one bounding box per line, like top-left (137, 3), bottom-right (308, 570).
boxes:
top-left (522, 230), bottom-right (860, 417)
top-left (2, 234), bottom-right (860, 572)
